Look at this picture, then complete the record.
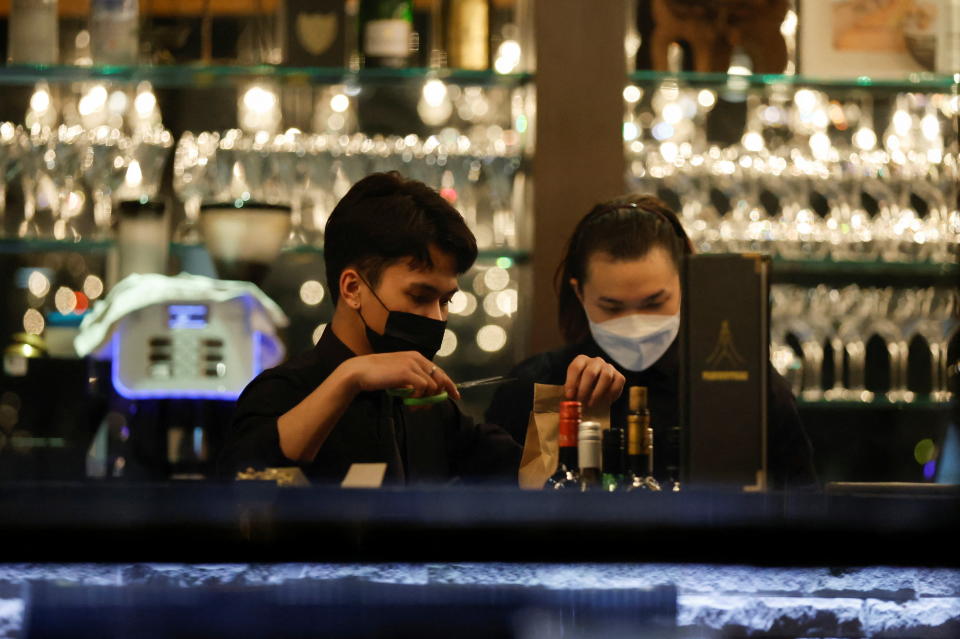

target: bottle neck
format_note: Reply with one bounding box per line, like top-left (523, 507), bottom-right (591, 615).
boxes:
top-left (558, 444), bottom-right (577, 471)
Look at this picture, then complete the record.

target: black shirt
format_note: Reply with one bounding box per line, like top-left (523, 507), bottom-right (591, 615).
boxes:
top-left (220, 328), bottom-right (522, 485)
top-left (484, 336), bottom-right (817, 490)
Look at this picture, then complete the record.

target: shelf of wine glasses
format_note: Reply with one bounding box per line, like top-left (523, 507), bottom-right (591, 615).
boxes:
top-left (797, 398), bottom-right (953, 411)
top-left (628, 70), bottom-right (959, 92)
top-left (0, 65), bottom-right (534, 89)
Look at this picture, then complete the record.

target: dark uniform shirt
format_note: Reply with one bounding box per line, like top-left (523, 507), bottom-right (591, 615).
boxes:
top-left (220, 328), bottom-right (522, 485)
top-left (485, 336), bottom-right (817, 490)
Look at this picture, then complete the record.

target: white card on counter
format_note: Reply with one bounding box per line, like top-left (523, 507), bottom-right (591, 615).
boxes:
top-left (341, 463), bottom-right (387, 489)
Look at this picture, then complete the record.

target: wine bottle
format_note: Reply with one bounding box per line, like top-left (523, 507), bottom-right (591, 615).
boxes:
top-left (626, 386), bottom-right (660, 492)
top-left (7, 0), bottom-right (59, 64)
top-left (90, 0), bottom-right (139, 65)
top-left (546, 400), bottom-right (580, 490)
top-left (601, 427), bottom-right (625, 492)
top-left (446, 0), bottom-right (489, 70)
top-left (359, 0), bottom-right (414, 68)
top-left (578, 420), bottom-right (602, 491)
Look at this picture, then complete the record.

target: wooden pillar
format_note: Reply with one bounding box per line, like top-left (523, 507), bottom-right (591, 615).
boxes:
top-left (530, 0), bottom-right (626, 354)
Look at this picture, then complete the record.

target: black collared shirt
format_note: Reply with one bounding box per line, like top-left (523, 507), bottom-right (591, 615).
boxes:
top-left (484, 336), bottom-right (817, 490)
top-left (219, 328), bottom-right (522, 485)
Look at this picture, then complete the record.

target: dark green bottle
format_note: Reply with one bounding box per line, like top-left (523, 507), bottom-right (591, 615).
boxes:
top-left (359, 0), bottom-right (414, 68)
top-left (601, 427), bottom-right (625, 492)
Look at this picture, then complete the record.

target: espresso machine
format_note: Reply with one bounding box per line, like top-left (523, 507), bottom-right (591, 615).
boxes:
top-left (75, 272), bottom-right (288, 480)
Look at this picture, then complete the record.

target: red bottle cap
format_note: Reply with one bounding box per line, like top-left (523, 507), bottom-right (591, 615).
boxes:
top-left (558, 400), bottom-right (581, 448)
top-left (559, 400), bottom-right (582, 421)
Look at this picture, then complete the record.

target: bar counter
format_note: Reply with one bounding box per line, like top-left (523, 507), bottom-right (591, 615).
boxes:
top-left (0, 482), bottom-right (957, 565)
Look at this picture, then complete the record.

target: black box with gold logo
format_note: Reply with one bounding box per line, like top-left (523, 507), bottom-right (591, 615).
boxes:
top-left (680, 253), bottom-right (771, 491)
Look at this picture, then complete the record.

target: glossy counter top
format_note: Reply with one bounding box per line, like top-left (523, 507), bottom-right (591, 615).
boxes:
top-left (0, 482), bottom-right (957, 565)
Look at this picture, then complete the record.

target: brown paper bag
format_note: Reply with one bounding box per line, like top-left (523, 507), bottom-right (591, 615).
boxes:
top-left (517, 383), bottom-right (612, 489)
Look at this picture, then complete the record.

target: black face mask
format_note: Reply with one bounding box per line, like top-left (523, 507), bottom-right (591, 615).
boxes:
top-left (358, 278), bottom-right (447, 361)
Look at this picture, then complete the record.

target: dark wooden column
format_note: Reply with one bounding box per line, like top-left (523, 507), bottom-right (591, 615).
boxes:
top-left (530, 0), bottom-right (626, 354)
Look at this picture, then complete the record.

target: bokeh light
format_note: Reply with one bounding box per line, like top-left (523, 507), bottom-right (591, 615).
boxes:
top-left (312, 323), bottom-right (328, 345)
top-left (483, 292), bottom-right (505, 318)
top-left (299, 280), bottom-right (325, 306)
top-left (437, 329), bottom-right (458, 358)
top-left (449, 291), bottom-right (477, 316)
top-left (54, 287), bottom-right (78, 314)
top-left (27, 271), bottom-right (51, 297)
top-left (914, 438), bottom-right (937, 465)
top-left (83, 275), bottom-right (104, 300)
top-left (476, 324), bottom-right (507, 352)
top-left (483, 267), bottom-right (510, 291)
top-left (23, 309), bottom-right (44, 334)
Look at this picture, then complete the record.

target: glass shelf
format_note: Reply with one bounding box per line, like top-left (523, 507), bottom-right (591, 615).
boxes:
top-left (11, 238), bottom-right (955, 280)
top-left (279, 244), bottom-right (531, 264)
top-left (628, 70), bottom-right (959, 93)
top-left (1, 239), bottom-right (532, 264)
top-left (797, 398), bottom-right (953, 411)
top-left (0, 64), bottom-right (534, 89)
top-left (0, 238), bottom-right (114, 254)
top-left (772, 258), bottom-right (958, 283)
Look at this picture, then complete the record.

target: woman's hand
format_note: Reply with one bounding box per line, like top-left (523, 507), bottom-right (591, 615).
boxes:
top-left (564, 355), bottom-right (625, 407)
top-left (341, 352), bottom-right (460, 400)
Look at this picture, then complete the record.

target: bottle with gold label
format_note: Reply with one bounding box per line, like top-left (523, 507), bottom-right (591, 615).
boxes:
top-left (626, 386), bottom-right (661, 492)
top-left (445, 0), bottom-right (489, 70)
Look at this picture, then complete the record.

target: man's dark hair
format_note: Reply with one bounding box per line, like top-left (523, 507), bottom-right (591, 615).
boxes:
top-left (324, 172), bottom-right (478, 303)
top-left (555, 194), bottom-right (692, 344)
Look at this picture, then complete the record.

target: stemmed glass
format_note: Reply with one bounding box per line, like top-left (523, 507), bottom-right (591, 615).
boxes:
top-left (82, 125), bottom-right (128, 239)
top-left (117, 127), bottom-right (173, 203)
top-left (173, 131), bottom-right (220, 244)
top-left (770, 286), bottom-right (807, 397)
top-left (0, 122), bottom-right (22, 238)
top-left (487, 154), bottom-right (521, 249)
top-left (299, 133), bottom-right (336, 241)
top-left (18, 126), bottom-right (59, 239)
top-left (48, 124), bottom-right (88, 241)
top-left (905, 288), bottom-right (959, 402)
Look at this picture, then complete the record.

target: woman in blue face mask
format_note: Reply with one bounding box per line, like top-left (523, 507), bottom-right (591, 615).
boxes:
top-left (485, 194), bottom-right (816, 490)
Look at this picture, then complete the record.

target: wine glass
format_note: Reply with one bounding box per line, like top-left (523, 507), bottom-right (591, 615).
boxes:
top-left (0, 122), bottom-right (23, 238)
top-left (48, 124), bottom-right (88, 241)
top-left (18, 126), bottom-right (59, 239)
top-left (118, 127), bottom-right (174, 203)
top-left (82, 125), bottom-right (129, 239)
top-left (172, 130), bottom-right (220, 244)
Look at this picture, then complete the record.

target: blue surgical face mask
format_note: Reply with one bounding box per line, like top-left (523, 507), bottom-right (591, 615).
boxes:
top-left (588, 312), bottom-right (680, 372)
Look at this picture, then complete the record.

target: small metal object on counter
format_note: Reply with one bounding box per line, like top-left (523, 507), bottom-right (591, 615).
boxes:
top-left (235, 467), bottom-right (310, 487)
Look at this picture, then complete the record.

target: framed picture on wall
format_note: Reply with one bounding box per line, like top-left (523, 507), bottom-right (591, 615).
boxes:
top-left (799, 0), bottom-right (940, 78)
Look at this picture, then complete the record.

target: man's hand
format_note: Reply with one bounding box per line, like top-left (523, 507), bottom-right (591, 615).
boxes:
top-left (563, 355), bottom-right (625, 407)
top-left (341, 351), bottom-right (460, 400)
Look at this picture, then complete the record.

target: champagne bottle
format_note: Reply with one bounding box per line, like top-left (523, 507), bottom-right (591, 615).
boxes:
top-left (359, 0), bottom-right (414, 68)
top-left (546, 400), bottom-right (580, 490)
top-left (626, 386), bottom-right (660, 492)
top-left (601, 427), bottom-right (625, 492)
top-left (446, 0), bottom-right (489, 70)
top-left (578, 420), bottom-right (602, 491)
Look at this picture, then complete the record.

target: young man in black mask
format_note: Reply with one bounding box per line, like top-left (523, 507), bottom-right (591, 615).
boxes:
top-left (219, 172), bottom-right (523, 484)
